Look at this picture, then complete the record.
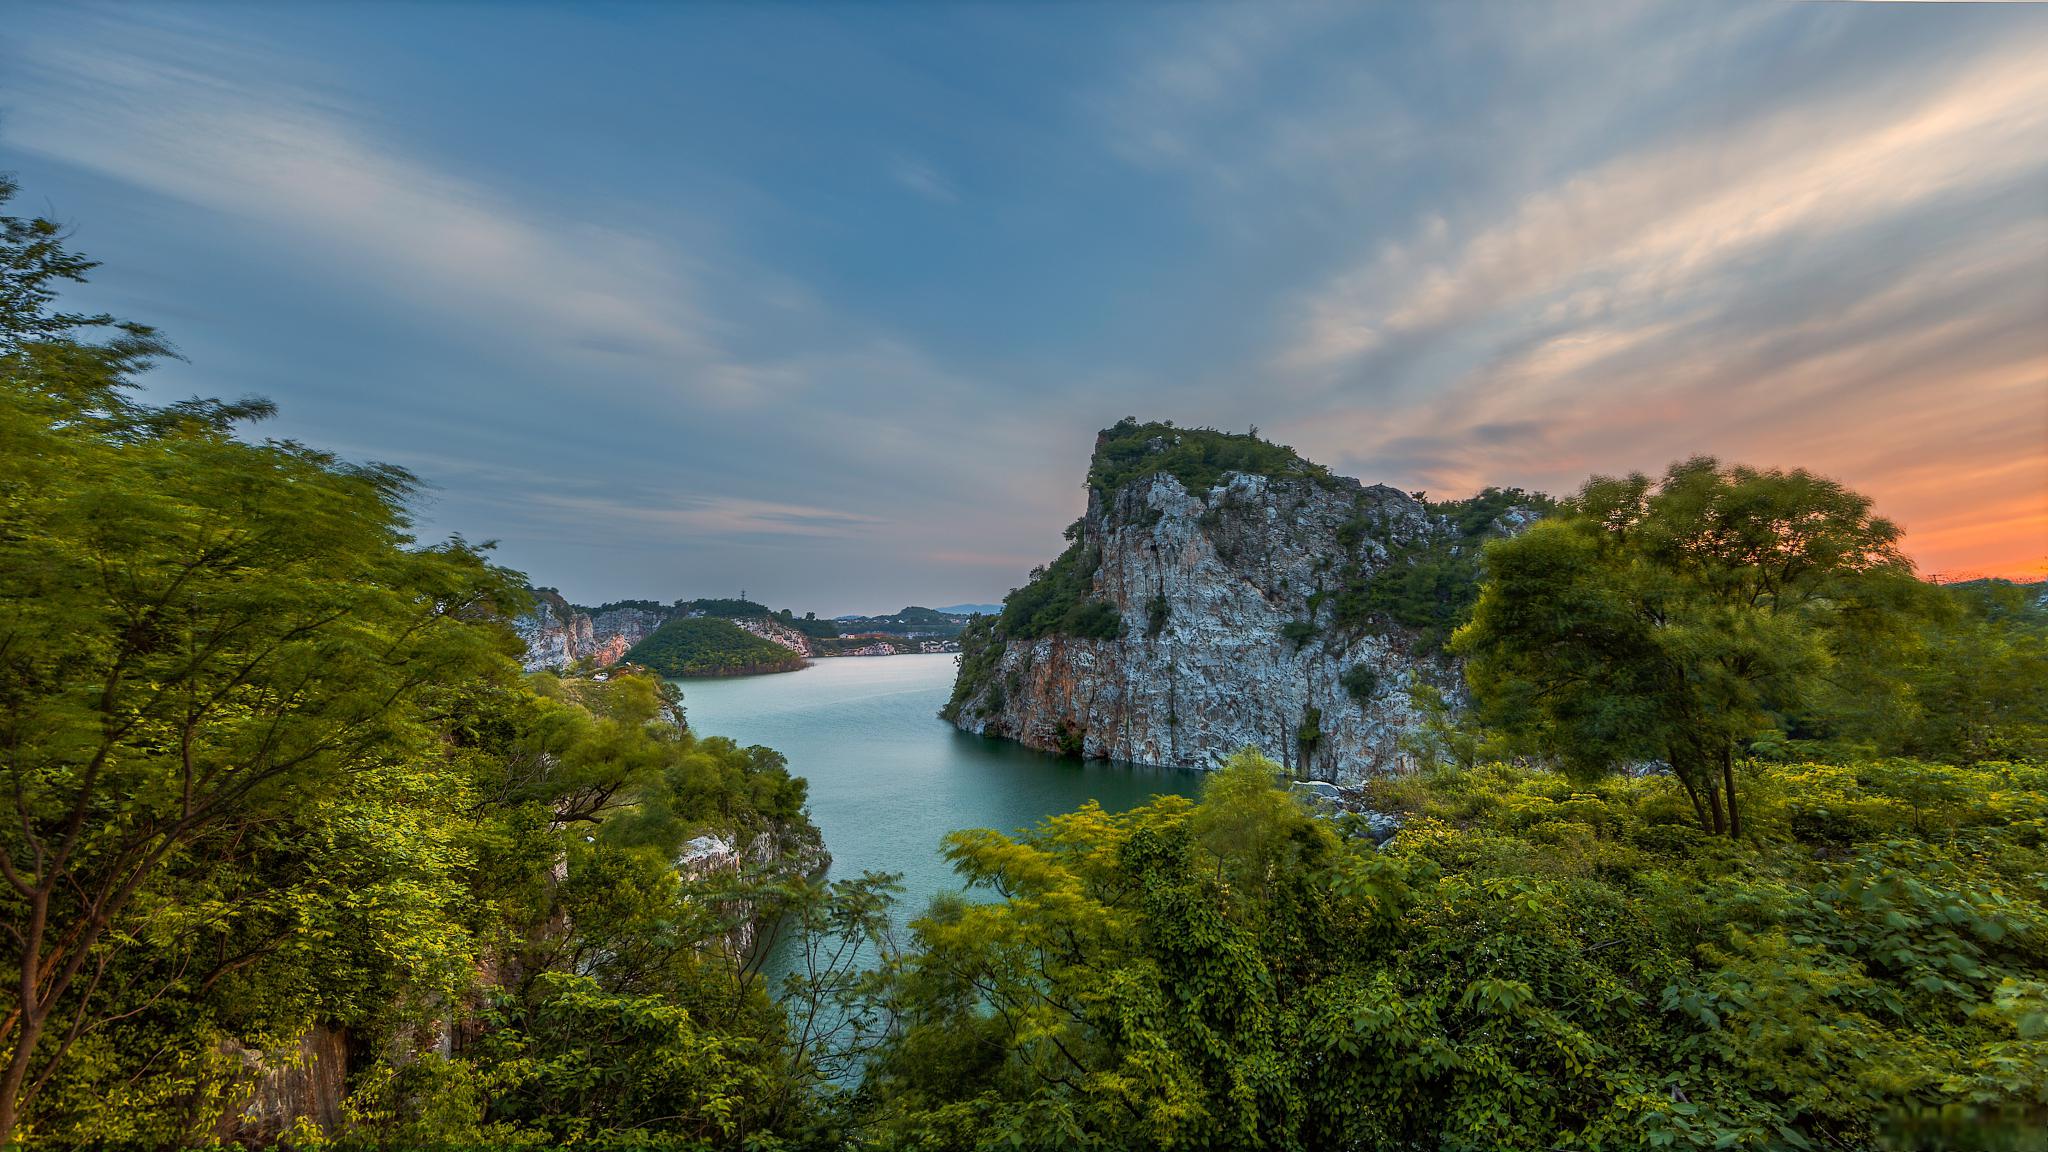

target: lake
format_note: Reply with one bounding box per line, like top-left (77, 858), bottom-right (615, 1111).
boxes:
top-left (674, 653), bottom-right (1200, 926)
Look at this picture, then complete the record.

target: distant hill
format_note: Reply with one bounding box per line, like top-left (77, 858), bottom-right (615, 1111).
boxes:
top-left (831, 606), bottom-right (974, 637)
top-left (937, 603), bottom-right (1003, 616)
top-left (623, 617), bottom-right (806, 678)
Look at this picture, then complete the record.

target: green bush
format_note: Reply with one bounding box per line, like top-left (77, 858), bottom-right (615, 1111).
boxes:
top-left (1296, 705), bottom-right (1323, 753)
top-left (1087, 417), bottom-right (1336, 495)
top-left (683, 596), bottom-right (775, 618)
top-left (989, 540), bottom-right (1124, 643)
top-left (1341, 663), bottom-right (1380, 705)
top-left (867, 752), bottom-right (2048, 1151)
top-left (940, 614), bottom-right (1002, 722)
top-left (1281, 619), bottom-right (1319, 649)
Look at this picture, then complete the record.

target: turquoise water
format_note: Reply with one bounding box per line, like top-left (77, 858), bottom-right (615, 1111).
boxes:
top-left (674, 653), bottom-right (1199, 924)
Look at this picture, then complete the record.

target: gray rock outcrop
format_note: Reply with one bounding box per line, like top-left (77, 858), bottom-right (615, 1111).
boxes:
top-left (946, 427), bottom-right (1536, 785)
top-left (513, 591), bottom-right (672, 672)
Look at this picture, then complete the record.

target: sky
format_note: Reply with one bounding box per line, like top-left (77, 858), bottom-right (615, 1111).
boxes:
top-left (2, 1), bottom-right (2043, 614)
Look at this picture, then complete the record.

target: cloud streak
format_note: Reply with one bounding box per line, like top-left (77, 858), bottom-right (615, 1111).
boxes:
top-left (2, 23), bottom-right (763, 405)
top-left (1246, 13), bottom-right (2047, 578)
top-left (2, 2), bottom-right (2039, 602)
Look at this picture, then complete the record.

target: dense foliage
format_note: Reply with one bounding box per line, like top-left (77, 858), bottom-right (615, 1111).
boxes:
top-left (941, 614), bottom-right (1004, 723)
top-left (624, 617), bottom-right (808, 678)
top-left (8, 176), bottom-right (2047, 1151)
top-left (578, 597), bottom-right (672, 616)
top-left (685, 598), bottom-right (778, 619)
top-left (992, 536), bottom-right (1125, 645)
top-left (1455, 459), bottom-right (1918, 836)
top-left (1798, 577), bottom-right (2048, 765)
top-left (1087, 417), bottom-right (1335, 495)
top-left (1328, 487), bottom-right (1555, 653)
top-left (0, 179), bottom-right (885, 1147)
top-left (864, 749), bottom-right (2048, 1151)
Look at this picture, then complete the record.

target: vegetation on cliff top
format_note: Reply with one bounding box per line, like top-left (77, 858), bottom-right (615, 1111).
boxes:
top-left (1087, 416), bottom-right (1336, 495)
top-left (624, 616), bottom-right (807, 677)
top-left (955, 420), bottom-right (1345, 667)
top-left (955, 425), bottom-right (1552, 693)
top-left (683, 596), bottom-right (777, 618)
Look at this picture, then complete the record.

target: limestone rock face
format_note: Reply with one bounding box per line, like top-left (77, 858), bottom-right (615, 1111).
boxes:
top-left (948, 467), bottom-right (1502, 785)
top-left (735, 616), bottom-right (815, 656)
top-left (513, 591), bottom-right (671, 672)
top-left (676, 820), bottom-right (830, 952)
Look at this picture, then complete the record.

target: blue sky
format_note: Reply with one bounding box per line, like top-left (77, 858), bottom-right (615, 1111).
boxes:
top-left (4, 1), bottom-right (2044, 613)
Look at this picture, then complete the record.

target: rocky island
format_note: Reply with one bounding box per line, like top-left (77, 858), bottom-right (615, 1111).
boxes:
top-left (944, 418), bottom-right (1544, 783)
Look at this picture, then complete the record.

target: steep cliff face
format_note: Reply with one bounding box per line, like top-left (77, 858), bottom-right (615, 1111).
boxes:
top-left (946, 424), bottom-right (1535, 784)
top-left (735, 616), bottom-right (815, 656)
top-left (513, 591), bottom-right (671, 672)
top-left (677, 821), bottom-right (831, 953)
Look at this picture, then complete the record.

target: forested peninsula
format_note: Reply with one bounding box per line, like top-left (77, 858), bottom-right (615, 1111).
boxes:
top-left (3, 178), bottom-right (2046, 1151)
top-left (624, 616), bottom-right (810, 678)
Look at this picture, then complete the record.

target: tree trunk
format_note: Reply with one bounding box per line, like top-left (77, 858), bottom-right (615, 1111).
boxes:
top-left (1721, 748), bottom-right (1742, 839)
top-left (0, 958), bottom-right (44, 1144)
top-left (0, 1020), bottom-right (38, 1144)
top-left (1676, 771), bottom-right (1708, 830)
top-left (1671, 744), bottom-right (1723, 835)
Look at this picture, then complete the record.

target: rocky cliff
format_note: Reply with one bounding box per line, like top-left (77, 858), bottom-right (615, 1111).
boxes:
top-left (513, 591), bottom-right (672, 672)
top-left (735, 615), bottom-right (816, 656)
top-left (945, 421), bottom-right (1540, 784)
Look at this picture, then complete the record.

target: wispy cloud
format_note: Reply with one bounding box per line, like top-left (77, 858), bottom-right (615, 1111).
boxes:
top-left (1238, 19), bottom-right (2048, 579)
top-left (1, 16), bottom-right (764, 403)
top-left (529, 493), bottom-right (886, 540)
top-left (0, 9), bottom-right (1064, 602)
top-left (1280, 43), bottom-right (2048, 376)
top-left (3, 2), bottom-right (2040, 596)
top-left (890, 156), bottom-right (959, 204)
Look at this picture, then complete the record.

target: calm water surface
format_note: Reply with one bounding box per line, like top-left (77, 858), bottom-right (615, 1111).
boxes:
top-left (675, 654), bottom-right (1198, 923)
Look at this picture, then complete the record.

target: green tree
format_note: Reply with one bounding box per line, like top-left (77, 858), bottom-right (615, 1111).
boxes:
top-left (1453, 457), bottom-right (1913, 836)
top-left (864, 750), bottom-right (2048, 1150)
top-left (1801, 578), bottom-right (2048, 764)
top-left (867, 750), bottom-right (1344, 1150)
top-left (0, 178), bottom-right (886, 1146)
top-left (0, 178), bottom-right (528, 1140)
